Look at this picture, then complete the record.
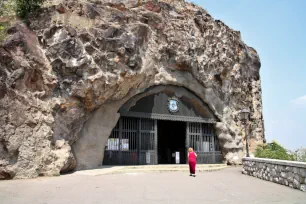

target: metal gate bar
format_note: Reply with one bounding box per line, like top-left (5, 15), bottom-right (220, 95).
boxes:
top-left (103, 117), bottom-right (157, 165)
top-left (186, 122), bottom-right (222, 164)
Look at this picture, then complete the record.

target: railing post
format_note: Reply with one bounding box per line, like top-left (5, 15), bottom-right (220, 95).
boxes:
top-left (199, 123), bottom-right (203, 163)
top-left (212, 130), bottom-right (216, 164)
top-left (186, 122), bottom-right (190, 164)
top-left (138, 118), bottom-right (141, 165)
top-left (119, 118), bottom-right (123, 165)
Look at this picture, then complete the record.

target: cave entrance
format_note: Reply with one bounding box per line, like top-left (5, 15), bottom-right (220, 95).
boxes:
top-left (102, 85), bottom-right (223, 166)
top-left (158, 120), bottom-right (186, 164)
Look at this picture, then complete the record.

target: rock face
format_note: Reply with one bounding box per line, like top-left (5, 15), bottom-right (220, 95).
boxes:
top-left (0, 0), bottom-right (264, 179)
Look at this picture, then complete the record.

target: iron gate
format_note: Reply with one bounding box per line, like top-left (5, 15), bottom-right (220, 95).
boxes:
top-left (103, 118), bottom-right (222, 165)
top-left (103, 117), bottom-right (157, 165)
top-left (186, 122), bottom-right (223, 164)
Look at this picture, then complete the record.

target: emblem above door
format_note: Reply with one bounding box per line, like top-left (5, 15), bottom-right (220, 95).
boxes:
top-left (168, 98), bottom-right (179, 113)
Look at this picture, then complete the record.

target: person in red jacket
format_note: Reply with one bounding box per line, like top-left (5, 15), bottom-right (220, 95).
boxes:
top-left (188, 147), bottom-right (197, 177)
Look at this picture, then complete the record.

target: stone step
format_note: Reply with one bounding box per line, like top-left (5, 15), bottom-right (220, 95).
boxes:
top-left (74, 165), bottom-right (228, 176)
top-left (106, 166), bottom-right (228, 175)
top-left (123, 164), bottom-right (226, 169)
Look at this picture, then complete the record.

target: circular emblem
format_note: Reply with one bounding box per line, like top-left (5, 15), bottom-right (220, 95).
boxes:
top-left (168, 98), bottom-right (179, 113)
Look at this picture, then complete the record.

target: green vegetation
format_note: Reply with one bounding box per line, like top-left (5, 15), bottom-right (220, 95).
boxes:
top-left (0, 23), bottom-right (9, 42)
top-left (0, 0), bottom-right (16, 17)
top-left (0, 0), bottom-right (45, 18)
top-left (0, 0), bottom-right (45, 42)
top-left (296, 148), bottom-right (306, 162)
top-left (15, 0), bottom-right (45, 18)
top-left (0, 1), bottom-right (14, 43)
top-left (255, 141), bottom-right (296, 161)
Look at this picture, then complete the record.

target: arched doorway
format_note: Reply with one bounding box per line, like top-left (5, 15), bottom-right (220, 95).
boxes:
top-left (102, 86), bottom-right (222, 165)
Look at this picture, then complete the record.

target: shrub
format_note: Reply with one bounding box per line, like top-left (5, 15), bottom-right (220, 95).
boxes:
top-left (15, 0), bottom-right (45, 18)
top-left (255, 140), bottom-right (296, 161)
top-left (0, 23), bottom-right (9, 43)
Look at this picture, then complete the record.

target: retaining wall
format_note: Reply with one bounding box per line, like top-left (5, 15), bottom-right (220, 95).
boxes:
top-left (242, 157), bottom-right (306, 192)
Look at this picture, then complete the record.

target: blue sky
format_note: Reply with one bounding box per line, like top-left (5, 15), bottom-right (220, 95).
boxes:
top-left (190, 0), bottom-right (306, 150)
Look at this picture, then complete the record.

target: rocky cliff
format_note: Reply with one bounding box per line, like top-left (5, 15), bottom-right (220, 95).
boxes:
top-left (0, 0), bottom-right (264, 179)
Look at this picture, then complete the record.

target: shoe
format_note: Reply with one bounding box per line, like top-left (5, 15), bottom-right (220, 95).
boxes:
top-left (189, 174), bottom-right (192, 176)
top-left (193, 175), bottom-right (196, 177)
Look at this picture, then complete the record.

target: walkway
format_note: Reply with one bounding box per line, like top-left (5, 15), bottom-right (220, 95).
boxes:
top-left (0, 167), bottom-right (305, 204)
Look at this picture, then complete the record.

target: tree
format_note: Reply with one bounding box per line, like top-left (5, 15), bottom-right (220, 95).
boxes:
top-left (296, 148), bottom-right (306, 162)
top-left (255, 141), bottom-right (296, 161)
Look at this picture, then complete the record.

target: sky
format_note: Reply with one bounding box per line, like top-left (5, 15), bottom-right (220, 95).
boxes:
top-left (190, 0), bottom-right (306, 150)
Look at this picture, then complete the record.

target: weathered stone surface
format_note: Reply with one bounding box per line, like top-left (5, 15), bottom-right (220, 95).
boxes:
top-left (0, 0), bottom-right (264, 179)
top-left (243, 158), bottom-right (306, 192)
top-left (300, 168), bottom-right (306, 177)
top-left (293, 178), bottom-right (301, 189)
top-left (284, 179), bottom-right (289, 186)
top-left (301, 184), bottom-right (306, 192)
top-left (281, 172), bottom-right (287, 178)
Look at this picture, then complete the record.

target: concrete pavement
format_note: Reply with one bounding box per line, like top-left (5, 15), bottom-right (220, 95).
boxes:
top-left (0, 167), bottom-right (305, 204)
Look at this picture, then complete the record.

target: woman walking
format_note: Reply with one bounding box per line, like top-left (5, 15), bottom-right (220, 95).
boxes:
top-left (188, 147), bottom-right (197, 177)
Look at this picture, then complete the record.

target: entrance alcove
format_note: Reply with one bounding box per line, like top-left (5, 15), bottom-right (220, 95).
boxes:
top-left (102, 85), bottom-right (223, 166)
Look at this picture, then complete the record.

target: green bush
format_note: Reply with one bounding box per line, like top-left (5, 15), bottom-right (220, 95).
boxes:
top-left (15, 0), bottom-right (45, 18)
top-left (0, 23), bottom-right (9, 43)
top-left (0, 0), bottom-right (45, 18)
top-left (255, 141), bottom-right (296, 161)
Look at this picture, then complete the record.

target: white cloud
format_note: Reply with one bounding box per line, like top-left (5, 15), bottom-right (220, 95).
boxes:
top-left (291, 95), bottom-right (306, 105)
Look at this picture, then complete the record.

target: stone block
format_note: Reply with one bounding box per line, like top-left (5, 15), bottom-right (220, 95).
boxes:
top-left (289, 183), bottom-right (293, 188)
top-left (288, 176), bottom-right (293, 183)
top-left (299, 168), bottom-right (306, 178)
top-left (280, 172), bottom-right (287, 178)
top-left (285, 179), bottom-right (289, 186)
top-left (293, 178), bottom-right (301, 189)
top-left (300, 184), bottom-right (306, 192)
top-left (273, 177), bottom-right (279, 183)
top-left (279, 177), bottom-right (284, 185)
top-left (275, 165), bottom-right (280, 172)
top-left (285, 166), bottom-right (292, 172)
top-left (293, 167), bottom-right (298, 174)
top-left (294, 174), bottom-right (303, 183)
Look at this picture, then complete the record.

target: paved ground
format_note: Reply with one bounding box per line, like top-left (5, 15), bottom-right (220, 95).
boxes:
top-left (1, 167), bottom-right (306, 204)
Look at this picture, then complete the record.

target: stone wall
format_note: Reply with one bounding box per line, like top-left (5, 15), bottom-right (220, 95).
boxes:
top-left (242, 157), bottom-right (306, 192)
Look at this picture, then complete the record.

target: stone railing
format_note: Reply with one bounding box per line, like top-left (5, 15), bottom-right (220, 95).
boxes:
top-left (242, 157), bottom-right (306, 192)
